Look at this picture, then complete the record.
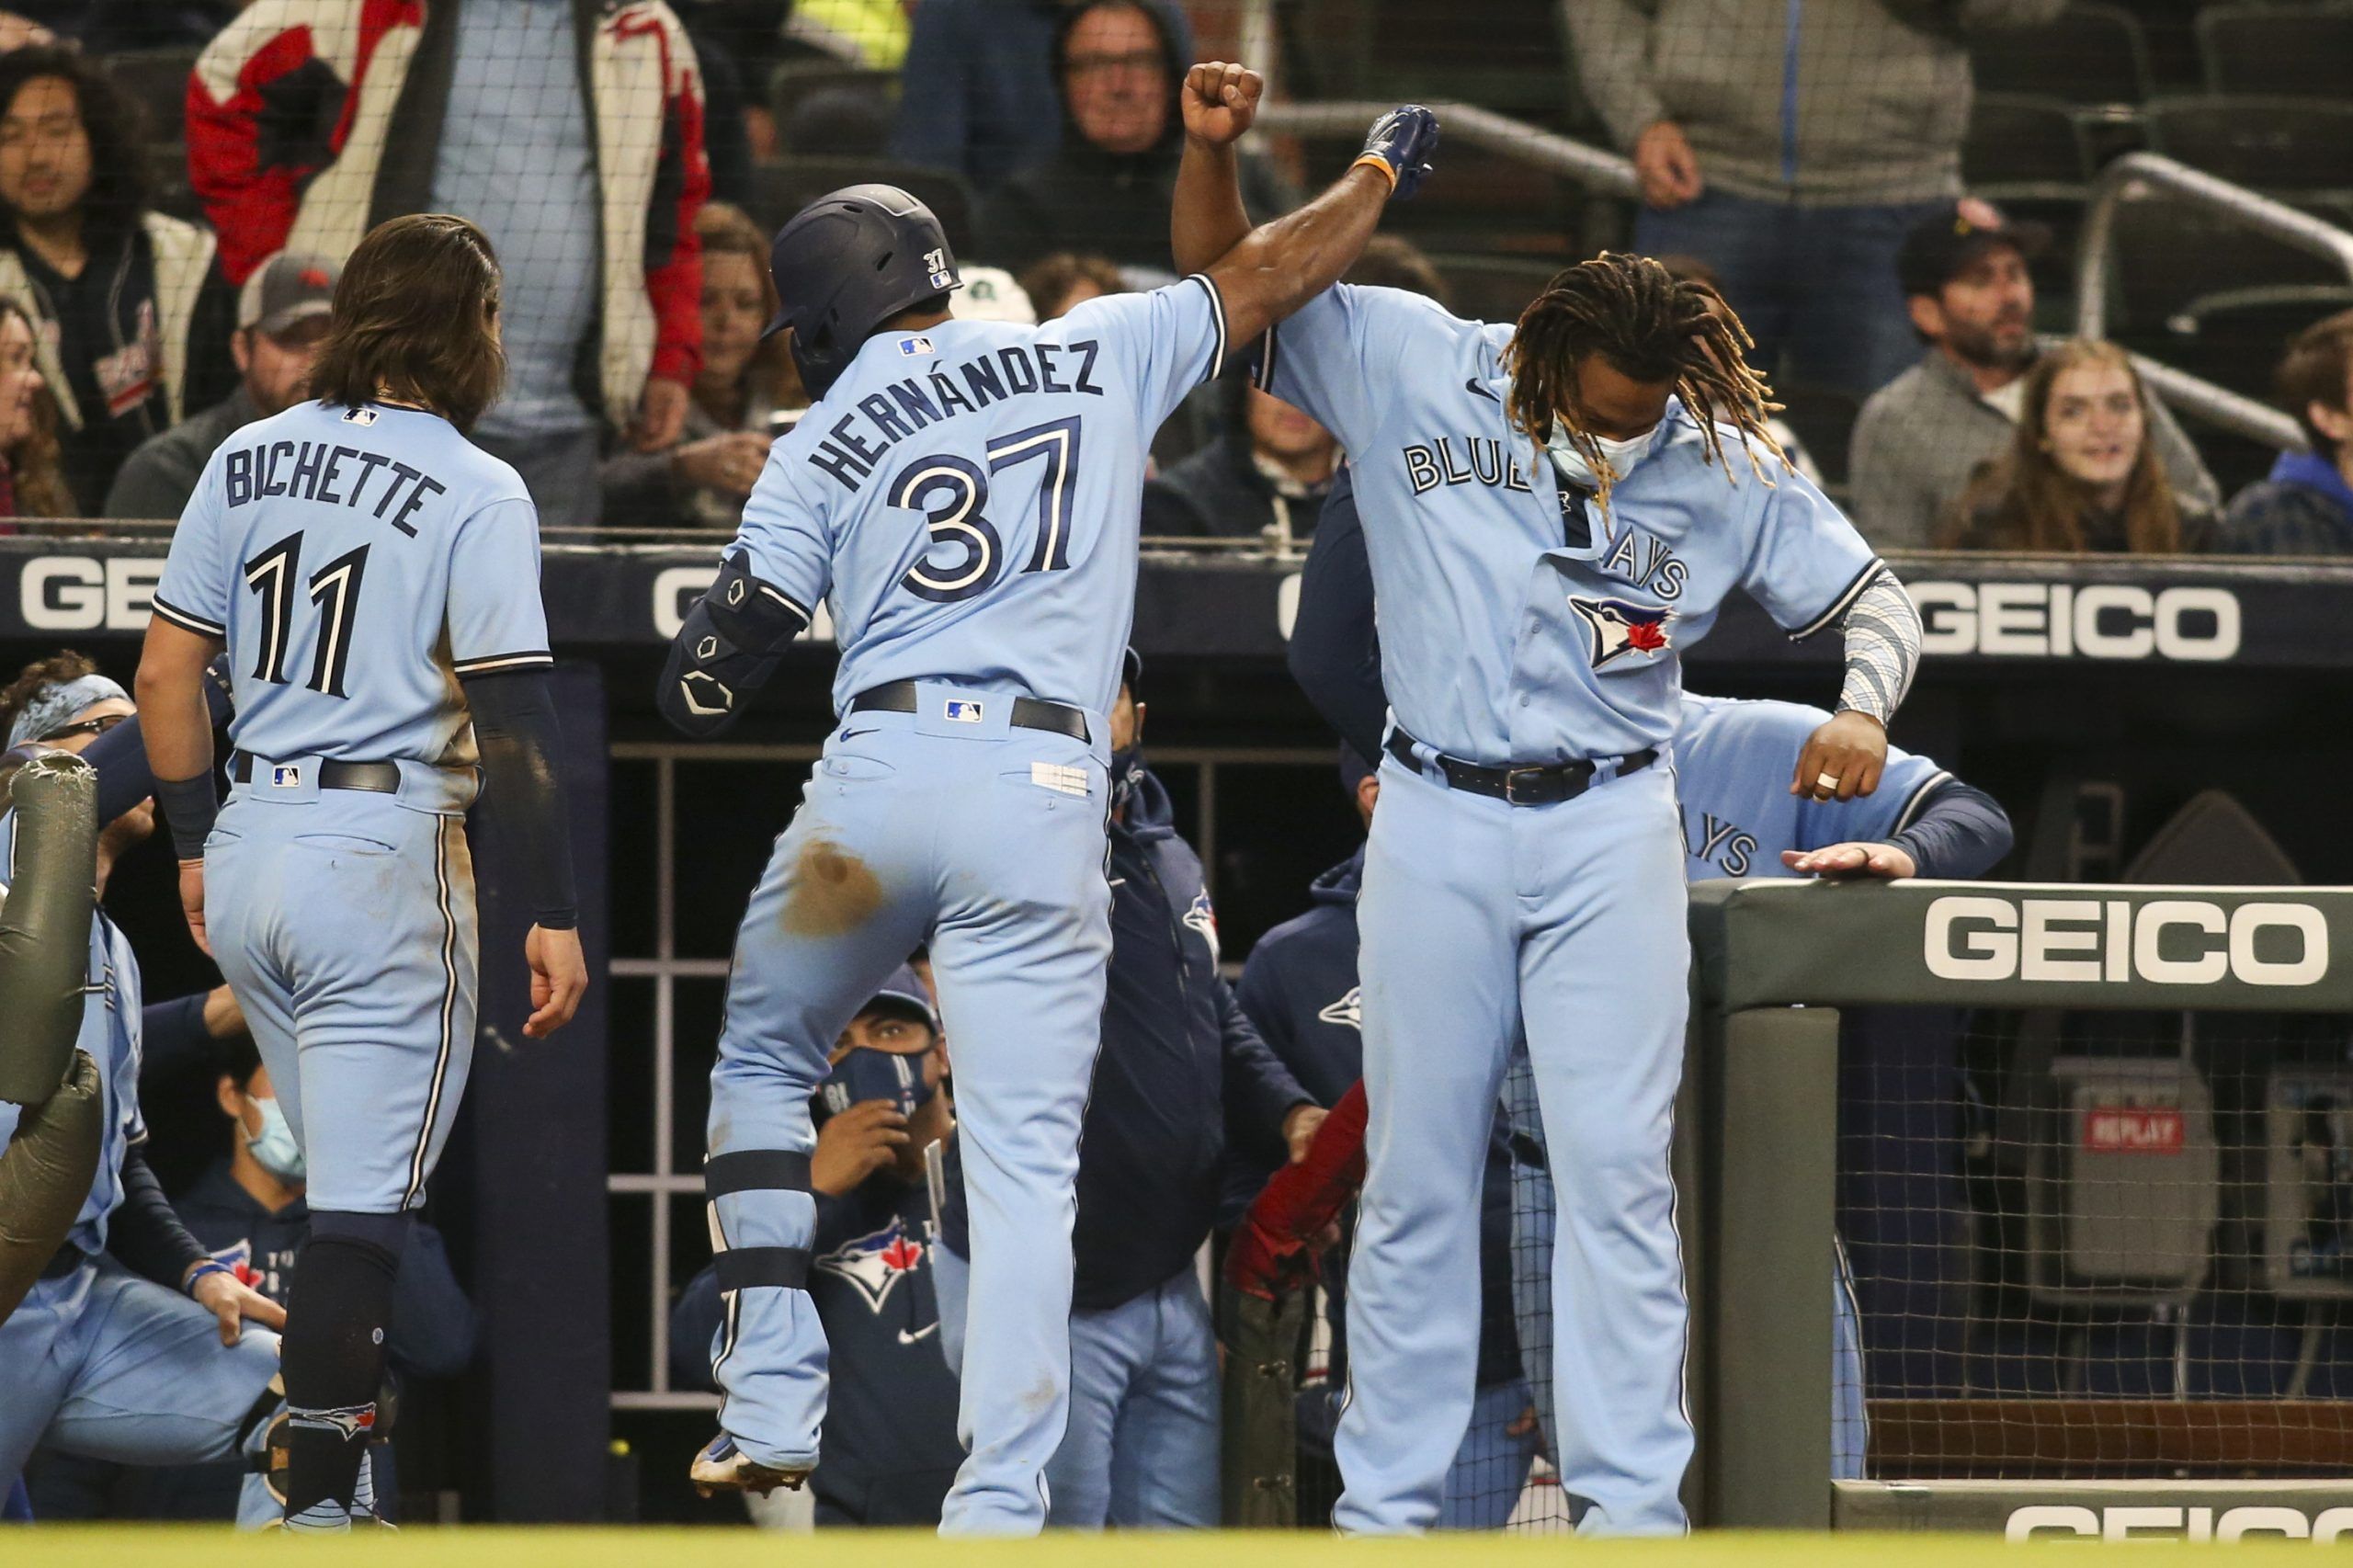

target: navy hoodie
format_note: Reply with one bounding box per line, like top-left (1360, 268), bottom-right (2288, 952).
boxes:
top-left (1229, 846), bottom-right (1524, 1392)
top-left (943, 766), bottom-right (1313, 1312)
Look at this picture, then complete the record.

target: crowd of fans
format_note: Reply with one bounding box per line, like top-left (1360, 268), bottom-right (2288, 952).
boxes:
top-left (0, 2), bottom-right (2328, 556)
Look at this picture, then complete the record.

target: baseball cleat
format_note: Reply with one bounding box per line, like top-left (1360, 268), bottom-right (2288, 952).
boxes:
top-left (689, 1434), bottom-right (811, 1498)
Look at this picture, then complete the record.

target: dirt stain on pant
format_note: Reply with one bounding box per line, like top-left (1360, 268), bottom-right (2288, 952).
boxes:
top-left (781, 840), bottom-right (882, 936)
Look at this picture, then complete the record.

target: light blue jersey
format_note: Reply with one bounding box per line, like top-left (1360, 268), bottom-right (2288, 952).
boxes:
top-left (1675, 694), bottom-right (1950, 881)
top-left (1256, 285), bottom-right (1880, 766)
top-left (152, 401), bottom-right (553, 765)
top-left (732, 276), bottom-right (1227, 719)
top-left (0, 811), bottom-right (142, 1256)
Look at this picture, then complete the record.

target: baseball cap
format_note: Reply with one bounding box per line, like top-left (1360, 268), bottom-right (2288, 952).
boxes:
top-left (949, 265), bottom-right (1038, 325)
top-left (238, 251), bottom-right (341, 336)
top-left (859, 963), bottom-right (940, 1038)
top-left (1894, 205), bottom-right (2051, 299)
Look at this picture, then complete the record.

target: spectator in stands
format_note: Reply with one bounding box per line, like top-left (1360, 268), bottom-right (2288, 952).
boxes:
top-left (1567, 0), bottom-right (2064, 399)
top-left (0, 292), bottom-right (68, 520)
top-left (2222, 311), bottom-right (2353, 556)
top-left (975, 0), bottom-right (1289, 276)
top-left (1849, 206), bottom-right (2218, 549)
top-left (189, 0), bottom-right (712, 529)
top-left (1018, 251), bottom-right (1127, 321)
top-left (1143, 237), bottom-right (1446, 543)
top-left (0, 47), bottom-right (233, 514)
top-left (104, 252), bottom-right (337, 522)
top-left (601, 204), bottom-right (790, 530)
top-left (1939, 339), bottom-right (2201, 553)
top-left (672, 969), bottom-right (962, 1528)
top-left (933, 657), bottom-right (1324, 1528)
top-left (891, 0), bottom-right (1191, 193)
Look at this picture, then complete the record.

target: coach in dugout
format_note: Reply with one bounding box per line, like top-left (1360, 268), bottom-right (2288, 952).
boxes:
top-left (934, 652), bottom-right (1325, 1529)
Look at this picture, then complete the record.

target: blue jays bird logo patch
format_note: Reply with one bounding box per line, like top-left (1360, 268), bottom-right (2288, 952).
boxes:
top-left (815, 1217), bottom-right (927, 1312)
top-left (1569, 596), bottom-right (1674, 669)
top-left (1317, 985), bottom-right (1363, 1029)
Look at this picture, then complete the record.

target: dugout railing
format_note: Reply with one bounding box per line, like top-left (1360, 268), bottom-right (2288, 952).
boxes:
top-left (1685, 877), bottom-right (2353, 1536)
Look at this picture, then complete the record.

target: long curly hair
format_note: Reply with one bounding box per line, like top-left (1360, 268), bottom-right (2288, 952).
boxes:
top-left (1944, 339), bottom-right (2181, 553)
top-left (0, 294), bottom-right (71, 518)
top-left (1503, 251), bottom-right (1784, 511)
top-left (0, 46), bottom-right (152, 245)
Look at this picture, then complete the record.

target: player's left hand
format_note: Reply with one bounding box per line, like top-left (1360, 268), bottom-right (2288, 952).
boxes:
top-left (1782, 841), bottom-right (1917, 880)
top-left (523, 924), bottom-right (589, 1038)
top-left (629, 376), bottom-right (691, 452)
top-left (1283, 1103), bottom-right (1327, 1165)
top-left (1182, 62), bottom-right (1263, 148)
top-left (189, 1266), bottom-right (286, 1346)
top-left (1790, 710), bottom-right (1886, 802)
top-left (178, 858), bottom-right (210, 956)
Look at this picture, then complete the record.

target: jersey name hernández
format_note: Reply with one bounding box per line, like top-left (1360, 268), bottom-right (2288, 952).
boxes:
top-left (803, 336), bottom-right (1112, 493)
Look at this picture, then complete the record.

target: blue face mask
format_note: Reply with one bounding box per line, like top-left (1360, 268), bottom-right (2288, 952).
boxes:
top-left (244, 1094), bottom-right (306, 1183)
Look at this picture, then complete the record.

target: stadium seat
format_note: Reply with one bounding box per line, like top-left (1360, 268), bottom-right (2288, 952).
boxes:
top-left (1962, 94), bottom-right (2095, 205)
top-left (749, 157), bottom-right (978, 258)
top-left (2142, 95), bottom-right (2353, 198)
top-left (1970, 3), bottom-right (2153, 106)
top-left (2156, 283), bottom-right (2353, 403)
top-left (2101, 195), bottom-right (2347, 335)
top-left (2198, 2), bottom-right (2353, 98)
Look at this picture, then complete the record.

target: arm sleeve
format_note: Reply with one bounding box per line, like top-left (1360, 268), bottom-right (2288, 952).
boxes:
top-left (2143, 392), bottom-right (2222, 518)
top-left (108, 1142), bottom-right (209, 1288)
top-left (1560, 0), bottom-right (1668, 149)
top-left (459, 668), bottom-right (578, 931)
top-left (385, 1221), bottom-right (480, 1381)
top-left (1287, 467), bottom-right (1389, 765)
top-left (445, 498), bottom-right (554, 678)
top-left (78, 664), bottom-right (234, 829)
top-left (1836, 566), bottom-right (1923, 725)
top-left (1056, 276), bottom-right (1232, 437)
top-left (1739, 461), bottom-right (1883, 639)
top-left (1889, 778), bottom-right (2015, 879)
top-left (151, 457), bottom-right (232, 639)
top-left (1218, 977), bottom-right (1316, 1137)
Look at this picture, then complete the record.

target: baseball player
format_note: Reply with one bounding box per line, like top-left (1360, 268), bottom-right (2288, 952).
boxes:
top-left (1177, 108), bottom-right (1923, 1530)
top-left (653, 62), bottom-right (1436, 1532)
top-left (0, 674), bottom-right (287, 1528)
top-left (136, 213), bottom-right (588, 1530)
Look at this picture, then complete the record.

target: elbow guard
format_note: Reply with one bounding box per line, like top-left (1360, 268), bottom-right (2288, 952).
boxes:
top-left (657, 551), bottom-right (812, 737)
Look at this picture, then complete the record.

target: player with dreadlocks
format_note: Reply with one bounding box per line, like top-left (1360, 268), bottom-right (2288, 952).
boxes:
top-left (1176, 97), bottom-right (1919, 1536)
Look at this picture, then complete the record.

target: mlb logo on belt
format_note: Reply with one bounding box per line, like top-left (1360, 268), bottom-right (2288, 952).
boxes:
top-left (270, 765), bottom-right (303, 788)
top-left (944, 699), bottom-right (983, 723)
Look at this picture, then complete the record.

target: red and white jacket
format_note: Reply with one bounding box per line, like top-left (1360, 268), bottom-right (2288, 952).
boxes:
top-left (189, 0), bottom-right (710, 426)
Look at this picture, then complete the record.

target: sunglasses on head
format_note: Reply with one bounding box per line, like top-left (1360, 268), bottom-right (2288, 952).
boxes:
top-left (41, 713), bottom-right (126, 741)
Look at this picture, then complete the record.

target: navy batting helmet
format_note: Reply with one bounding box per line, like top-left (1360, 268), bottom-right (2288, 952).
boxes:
top-left (765, 184), bottom-right (961, 397)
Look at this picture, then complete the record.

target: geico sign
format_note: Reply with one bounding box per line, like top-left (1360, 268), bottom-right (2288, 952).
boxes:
top-left (2008, 1505), bottom-right (2353, 1542)
top-left (1912, 581), bottom-right (2239, 660)
top-left (1925, 896), bottom-right (2328, 987)
top-left (18, 555), bottom-right (164, 631)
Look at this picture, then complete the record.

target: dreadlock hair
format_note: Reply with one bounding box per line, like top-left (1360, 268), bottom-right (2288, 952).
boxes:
top-left (1503, 251), bottom-right (1785, 512)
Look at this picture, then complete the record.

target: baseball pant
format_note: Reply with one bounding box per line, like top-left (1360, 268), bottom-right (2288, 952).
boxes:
top-left (1337, 756), bottom-right (1691, 1536)
top-left (0, 1258), bottom-right (278, 1519)
top-left (204, 772), bottom-right (480, 1216)
top-left (703, 691), bottom-right (1111, 1536)
top-left (1047, 1266), bottom-right (1220, 1528)
top-left (1502, 1051), bottom-right (1870, 1487)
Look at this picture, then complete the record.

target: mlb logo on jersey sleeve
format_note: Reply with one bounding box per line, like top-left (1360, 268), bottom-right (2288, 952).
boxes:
top-left (899, 335), bottom-right (935, 357)
top-left (1570, 596), bottom-right (1675, 669)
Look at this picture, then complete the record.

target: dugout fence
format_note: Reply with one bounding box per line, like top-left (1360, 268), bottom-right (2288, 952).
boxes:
top-left (1685, 878), bottom-right (2353, 1536)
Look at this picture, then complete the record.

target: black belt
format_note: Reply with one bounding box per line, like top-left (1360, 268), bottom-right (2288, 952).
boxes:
top-left (230, 754), bottom-right (402, 793)
top-left (40, 1244), bottom-right (87, 1279)
top-left (848, 681), bottom-right (1091, 744)
top-left (1386, 727), bottom-right (1654, 807)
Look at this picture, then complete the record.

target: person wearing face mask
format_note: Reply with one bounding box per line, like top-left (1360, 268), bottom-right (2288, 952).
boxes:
top-left (1939, 338), bottom-right (2207, 553)
top-left (601, 204), bottom-right (797, 530)
top-left (672, 967), bottom-right (963, 1528)
top-left (19, 1033), bottom-right (478, 1521)
top-left (926, 651), bottom-right (1324, 1529)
